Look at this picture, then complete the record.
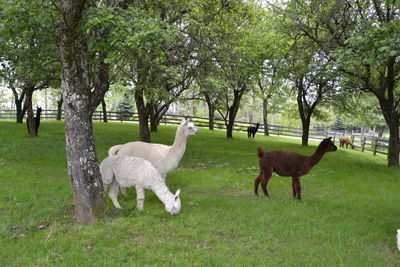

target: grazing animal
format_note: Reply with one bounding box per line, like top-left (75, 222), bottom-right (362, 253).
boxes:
top-left (109, 119), bottom-right (198, 177)
top-left (254, 137), bottom-right (337, 200)
top-left (100, 155), bottom-right (181, 215)
top-left (109, 119), bottom-right (197, 196)
top-left (339, 136), bottom-right (355, 149)
top-left (247, 123), bottom-right (260, 138)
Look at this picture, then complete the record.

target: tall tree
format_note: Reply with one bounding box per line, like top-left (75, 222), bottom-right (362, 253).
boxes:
top-left (282, 0), bottom-right (400, 166)
top-left (189, 0), bottom-right (269, 138)
top-left (57, 0), bottom-right (105, 224)
top-left (0, 0), bottom-right (60, 123)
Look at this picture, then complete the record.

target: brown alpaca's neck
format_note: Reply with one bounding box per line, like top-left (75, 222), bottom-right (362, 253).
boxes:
top-left (309, 144), bottom-right (326, 167)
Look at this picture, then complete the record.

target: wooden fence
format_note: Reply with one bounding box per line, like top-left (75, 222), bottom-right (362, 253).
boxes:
top-left (0, 109), bottom-right (391, 157)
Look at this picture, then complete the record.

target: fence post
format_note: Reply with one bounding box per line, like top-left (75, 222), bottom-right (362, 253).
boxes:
top-left (373, 138), bottom-right (378, 156)
top-left (333, 132), bottom-right (336, 143)
top-left (361, 136), bottom-right (366, 152)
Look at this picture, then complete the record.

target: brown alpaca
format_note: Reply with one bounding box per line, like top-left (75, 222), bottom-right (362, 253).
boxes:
top-left (254, 137), bottom-right (337, 200)
top-left (339, 136), bottom-right (355, 149)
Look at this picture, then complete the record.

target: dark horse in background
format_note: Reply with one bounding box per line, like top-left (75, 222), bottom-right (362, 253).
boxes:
top-left (254, 137), bottom-right (337, 200)
top-left (247, 123), bottom-right (260, 138)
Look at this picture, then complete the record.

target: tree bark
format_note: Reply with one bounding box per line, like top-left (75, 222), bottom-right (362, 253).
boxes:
top-left (26, 108), bottom-right (36, 137)
top-left (24, 86), bottom-right (36, 135)
top-left (378, 97), bottom-right (400, 167)
top-left (134, 88), bottom-right (151, 142)
top-left (300, 116), bottom-right (311, 146)
top-left (262, 98), bottom-right (269, 136)
top-left (11, 83), bottom-right (26, 123)
top-left (204, 92), bottom-right (215, 130)
top-left (59, 0), bottom-right (105, 224)
top-left (15, 99), bottom-right (24, 123)
top-left (149, 103), bottom-right (169, 132)
top-left (57, 94), bottom-right (63, 121)
top-left (101, 99), bottom-right (108, 123)
top-left (386, 119), bottom-right (399, 167)
top-left (226, 89), bottom-right (243, 139)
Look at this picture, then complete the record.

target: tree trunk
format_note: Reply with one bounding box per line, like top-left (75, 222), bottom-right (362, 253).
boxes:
top-left (24, 87), bottom-right (36, 136)
top-left (208, 106), bottom-right (215, 131)
top-left (10, 82), bottom-right (26, 123)
top-left (101, 99), bottom-right (108, 123)
top-left (59, 0), bottom-right (105, 224)
top-left (296, 80), bottom-right (315, 146)
top-left (204, 93), bottom-right (214, 130)
top-left (379, 99), bottom-right (400, 167)
top-left (377, 126), bottom-right (385, 138)
top-left (15, 99), bottom-right (24, 123)
top-left (26, 109), bottom-right (36, 137)
top-left (301, 116), bottom-right (311, 146)
top-left (386, 119), bottom-right (399, 167)
top-left (262, 98), bottom-right (269, 136)
top-left (134, 88), bottom-right (151, 142)
top-left (138, 112), bottom-right (151, 142)
top-left (226, 89), bottom-right (243, 139)
top-left (150, 109), bottom-right (158, 132)
top-left (57, 94), bottom-right (63, 121)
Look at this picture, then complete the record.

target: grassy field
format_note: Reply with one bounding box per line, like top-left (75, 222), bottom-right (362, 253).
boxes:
top-left (0, 120), bottom-right (399, 266)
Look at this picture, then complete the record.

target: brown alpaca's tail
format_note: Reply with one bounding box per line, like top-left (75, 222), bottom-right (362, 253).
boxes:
top-left (257, 147), bottom-right (265, 158)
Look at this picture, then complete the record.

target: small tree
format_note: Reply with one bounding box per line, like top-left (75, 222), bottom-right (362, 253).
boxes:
top-left (116, 92), bottom-right (134, 121)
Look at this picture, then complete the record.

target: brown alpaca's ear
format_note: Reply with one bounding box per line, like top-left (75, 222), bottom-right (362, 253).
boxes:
top-left (257, 147), bottom-right (265, 158)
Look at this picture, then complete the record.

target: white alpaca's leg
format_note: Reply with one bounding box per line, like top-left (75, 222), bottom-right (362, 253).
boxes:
top-left (135, 186), bottom-right (145, 211)
top-left (120, 187), bottom-right (128, 197)
top-left (109, 178), bottom-right (122, 209)
top-left (103, 183), bottom-right (109, 193)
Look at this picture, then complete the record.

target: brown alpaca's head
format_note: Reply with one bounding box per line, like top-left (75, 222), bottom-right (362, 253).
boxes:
top-left (321, 137), bottom-right (337, 152)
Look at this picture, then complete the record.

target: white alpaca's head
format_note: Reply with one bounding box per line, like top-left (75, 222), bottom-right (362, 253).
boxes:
top-left (180, 119), bottom-right (198, 136)
top-left (165, 189), bottom-right (181, 215)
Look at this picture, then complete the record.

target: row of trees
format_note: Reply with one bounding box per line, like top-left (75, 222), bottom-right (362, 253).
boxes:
top-left (1, 0), bottom-right (399, 223)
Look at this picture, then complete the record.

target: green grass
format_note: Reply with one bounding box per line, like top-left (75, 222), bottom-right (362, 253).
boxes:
top-left (0, 120), bottom-right (399, 266)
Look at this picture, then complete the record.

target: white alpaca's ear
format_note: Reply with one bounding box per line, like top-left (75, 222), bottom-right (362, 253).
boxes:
top-left (175, 189), bottom-right (181, 199)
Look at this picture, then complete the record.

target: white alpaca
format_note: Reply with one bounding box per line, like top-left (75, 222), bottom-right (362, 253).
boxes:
top-left (100, 155), bottom-right (181, 215)
top-left (109, 119), bottom-right (198, 177)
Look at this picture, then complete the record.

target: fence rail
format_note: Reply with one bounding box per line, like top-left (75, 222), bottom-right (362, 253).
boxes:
top-left (0, 109), bottom-right (391, 157)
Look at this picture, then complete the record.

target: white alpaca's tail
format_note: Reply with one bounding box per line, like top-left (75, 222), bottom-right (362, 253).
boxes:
top-left (108, 144), bottom-right (123, 157)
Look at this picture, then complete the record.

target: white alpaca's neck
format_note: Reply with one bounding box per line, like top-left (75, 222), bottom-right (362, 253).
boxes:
top-left (152, 183), bottom-right (174, 206)
top-left (166, 126), bottom-right (187, 169)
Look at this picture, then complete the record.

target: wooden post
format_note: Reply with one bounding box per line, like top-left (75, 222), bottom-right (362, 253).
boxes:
top-left (373, 138), bottom-right (379, 156)
top-left (333, 132), bottom-right (336, 143)
top-left (361, 136), bottom-right (366, 152)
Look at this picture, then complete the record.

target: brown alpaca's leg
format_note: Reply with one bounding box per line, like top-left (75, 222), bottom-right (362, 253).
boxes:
top-left (261, 172), bottom-right (271, 198)
top-left (293, 177), bottom-right (301, 200)
top-left (254, 173), bottom-right (262, 196)
top-left (291, 178), bottom-right (296, 198)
